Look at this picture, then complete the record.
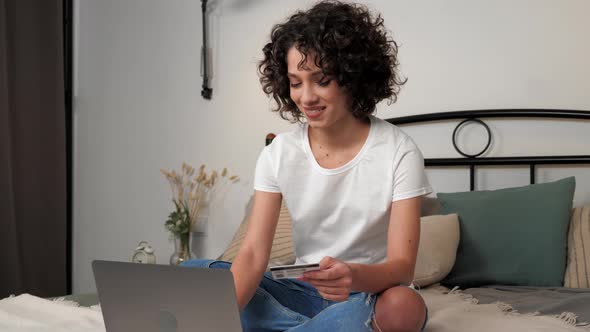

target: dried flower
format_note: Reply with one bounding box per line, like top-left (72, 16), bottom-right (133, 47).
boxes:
top-left (161, 162), bottom-right (240, 234)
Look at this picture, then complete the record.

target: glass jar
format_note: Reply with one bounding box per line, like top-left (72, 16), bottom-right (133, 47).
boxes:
top-left (169, 232), bottom-right (193, 265)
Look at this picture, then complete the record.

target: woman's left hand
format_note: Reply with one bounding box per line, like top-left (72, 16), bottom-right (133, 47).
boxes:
top-left (300, 256), bottom-right (353, 302)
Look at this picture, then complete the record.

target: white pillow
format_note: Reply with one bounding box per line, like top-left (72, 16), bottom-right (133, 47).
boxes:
top-left (413, 214), bottom-right (460, 288)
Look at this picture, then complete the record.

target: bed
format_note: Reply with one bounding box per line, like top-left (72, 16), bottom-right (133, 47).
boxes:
top-left (390, 109), bottom-right (590, 331)
top-left (1, 109), bottom-right (589, 331)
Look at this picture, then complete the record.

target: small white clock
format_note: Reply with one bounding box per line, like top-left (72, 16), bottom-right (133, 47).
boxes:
top-left (131, 241), bottom-right (156, 264)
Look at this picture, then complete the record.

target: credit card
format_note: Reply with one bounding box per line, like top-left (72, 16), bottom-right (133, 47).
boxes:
top-left (269, 263), bottom-right (320, 279)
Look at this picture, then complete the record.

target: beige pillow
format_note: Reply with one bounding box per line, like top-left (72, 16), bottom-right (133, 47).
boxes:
top-left (413, 214), bottom-right (460, 288)
top-left (219, 197), bottom-right (296, 267)
top-left (564, 205), bottom-right (590, 288)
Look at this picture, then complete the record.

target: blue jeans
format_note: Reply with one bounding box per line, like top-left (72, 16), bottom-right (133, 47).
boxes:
top-left (182, 259), bottom-right (427, 332)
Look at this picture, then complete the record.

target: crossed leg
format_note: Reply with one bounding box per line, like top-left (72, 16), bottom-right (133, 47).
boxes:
top-left (372, 286), bottom-right (427, 332)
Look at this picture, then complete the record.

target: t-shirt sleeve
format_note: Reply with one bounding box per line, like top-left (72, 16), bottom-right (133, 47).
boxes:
top-left (254, 146), bottom-right (281, 193)
top-left (391, 137), bottom-right (432, 202)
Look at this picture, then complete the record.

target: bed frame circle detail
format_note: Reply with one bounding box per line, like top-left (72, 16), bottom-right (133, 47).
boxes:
top-left (451, 118), bottom-right (492, 158)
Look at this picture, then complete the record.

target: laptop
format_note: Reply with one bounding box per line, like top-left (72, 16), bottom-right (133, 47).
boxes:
top-left (92, 260), bottom-right (242, 332)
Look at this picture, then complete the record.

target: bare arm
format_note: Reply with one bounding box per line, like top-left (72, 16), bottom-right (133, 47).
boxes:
top-left (302, 196), bottom-right (421, 299)
top-left (349, 196), bottom-right (421, 293)
top-left (230, 190), bottom-right (282, 310)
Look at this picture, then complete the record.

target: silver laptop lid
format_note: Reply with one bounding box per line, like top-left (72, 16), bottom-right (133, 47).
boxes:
top-left (92, 260), bottom-right (242, 332)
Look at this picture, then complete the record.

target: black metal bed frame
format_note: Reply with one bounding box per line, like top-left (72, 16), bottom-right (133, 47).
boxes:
top-left (387, 109), bottom-right (590, 191)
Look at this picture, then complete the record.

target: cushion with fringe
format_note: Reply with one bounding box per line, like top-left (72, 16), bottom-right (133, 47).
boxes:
top-left (219, 197), bottom-right (295, 268)
top-left (564, 205), bottom-right (590, 288)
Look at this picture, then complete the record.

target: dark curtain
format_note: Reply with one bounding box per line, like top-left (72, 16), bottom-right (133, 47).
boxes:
top-left (0, 0), bottom-right (67, 298)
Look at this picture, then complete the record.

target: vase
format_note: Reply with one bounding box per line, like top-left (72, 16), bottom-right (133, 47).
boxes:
top-left (192, 200), bottom-right (210, 234)
top-left (169, 232), bottom-right (193, 265)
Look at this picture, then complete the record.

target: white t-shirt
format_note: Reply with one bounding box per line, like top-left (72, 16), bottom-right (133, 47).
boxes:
top-left (254, 116), bottom-right (432, 265)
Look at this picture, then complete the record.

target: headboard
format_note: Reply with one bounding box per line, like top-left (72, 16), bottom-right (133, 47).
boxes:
top-left (387, 109), bottom-right (590, 191)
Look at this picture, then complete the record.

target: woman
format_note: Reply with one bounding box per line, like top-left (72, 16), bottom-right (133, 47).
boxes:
top-left (184, 1), bottom-right (431, 331)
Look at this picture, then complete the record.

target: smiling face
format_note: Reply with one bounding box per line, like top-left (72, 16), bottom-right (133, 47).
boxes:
top-left (287, 47), bottom-right (356, 130)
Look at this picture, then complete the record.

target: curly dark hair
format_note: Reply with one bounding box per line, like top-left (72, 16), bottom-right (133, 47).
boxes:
top-left (258, 1), bottom-right (406, 122)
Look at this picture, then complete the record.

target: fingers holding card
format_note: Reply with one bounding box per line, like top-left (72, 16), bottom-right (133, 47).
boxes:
top-left (269, 263), bottom-right (320, 279)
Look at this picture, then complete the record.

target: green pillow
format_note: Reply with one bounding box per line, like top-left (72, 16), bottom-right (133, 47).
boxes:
top-left (439, 177), bottom-right (575, 288)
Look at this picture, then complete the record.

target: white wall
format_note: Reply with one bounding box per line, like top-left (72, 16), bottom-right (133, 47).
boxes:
top-left (73, 0), bottom-right (590, 293)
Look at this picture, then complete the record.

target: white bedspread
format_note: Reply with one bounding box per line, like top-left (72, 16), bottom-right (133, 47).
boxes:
top-left (0, 294), bottom-right (104, 332)
top-left (423, 286), bottom-right (589, 331)
top-left (1, 287), bottom-right (588, 331)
